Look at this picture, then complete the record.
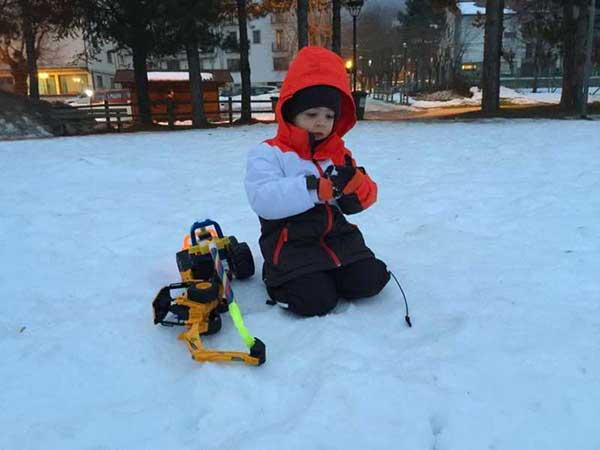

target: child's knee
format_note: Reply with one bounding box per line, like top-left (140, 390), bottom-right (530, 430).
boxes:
top-left (289, 292), bottom-right (338, 317)
top-left (267, 272), bottom-right (338, 317)
top-left (336, 258), bottom-right (390, 299)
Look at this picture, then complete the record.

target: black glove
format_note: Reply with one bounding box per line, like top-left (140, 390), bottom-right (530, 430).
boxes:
top-left (328, 165), bottom-right (357, 196)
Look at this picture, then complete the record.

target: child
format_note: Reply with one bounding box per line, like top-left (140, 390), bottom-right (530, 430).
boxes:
top-left (244, 46), bottom-right (389, 317)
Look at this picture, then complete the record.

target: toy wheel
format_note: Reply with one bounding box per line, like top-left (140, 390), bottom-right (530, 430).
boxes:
top-left (229, 240), bottom-right (255, 280)
top-left (203, 312), bottom-right (222, 335)
top-left (187, 281), bottom-right (219, 304)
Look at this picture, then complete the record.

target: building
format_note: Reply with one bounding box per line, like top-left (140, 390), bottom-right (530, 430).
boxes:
top-left (0, 33), bottom-right (125, 99)
top-left (440, 1), bottom-right (524, 81)
top-left (145, 6), bottom-right (332, 87)
top-left (1, 6), bottom-right (332, 97)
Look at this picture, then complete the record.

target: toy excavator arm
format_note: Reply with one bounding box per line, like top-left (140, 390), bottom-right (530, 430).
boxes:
top-left (179, 322), bottom-right (266, 366)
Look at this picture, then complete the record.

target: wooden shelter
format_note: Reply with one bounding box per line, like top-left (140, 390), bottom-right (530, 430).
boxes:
top-left (114, 69), bottom-right (233, 122)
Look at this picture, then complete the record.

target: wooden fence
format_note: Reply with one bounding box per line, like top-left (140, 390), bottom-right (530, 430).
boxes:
top-left (51, 97), bottom-right (279, 133)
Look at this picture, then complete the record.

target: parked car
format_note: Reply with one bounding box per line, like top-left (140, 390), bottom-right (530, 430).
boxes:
top-left (65, 89), bottom-right (131, 106)
top-left (64, 89), bottom-right (132, 122)
top-left (219, 85), bottom-right (280, 112)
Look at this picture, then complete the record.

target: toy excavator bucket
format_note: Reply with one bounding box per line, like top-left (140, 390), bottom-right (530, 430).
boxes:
top-left (179, 323), bottom-right (266, 366)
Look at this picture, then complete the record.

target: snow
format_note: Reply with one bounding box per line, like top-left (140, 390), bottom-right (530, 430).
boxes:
top-left (458, 2), bottom-right (515, 16)
top-left (367, 86), bottom-right (600, 111)
top-left (148, 71), bottom-right (214, 82)
top-left (0, 115), bottom-right (52, 140)
top-left (1, 121), bottom-right (600, 450)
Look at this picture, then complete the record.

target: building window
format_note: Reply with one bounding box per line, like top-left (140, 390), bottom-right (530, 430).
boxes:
top-left (37, 74), bottom-right (57, 95)
top-left (96, 75), bottom-right (104, 88)
top-left (166, 59), bottom-right (181, 70)
top-left (273, 57), bottom-right (290, 71)
top-left (227, 58), bottom-right (241, 72)
top-left (58, 74), bottom-right (89, 94)
top-left (223, 32), bottom-right (239, 52)
top-left (107, 51), bottom-right (113, 64)
top-left (253, 30), bottom-right (261, 44)
top-left (461, 63), bottom-right (478, 71)
top-left (275, 30), bottom-right (284, 48)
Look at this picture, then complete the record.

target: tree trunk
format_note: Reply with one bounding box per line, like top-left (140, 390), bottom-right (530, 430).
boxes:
top-left (237, 0), bottom-right (252, 123)
top-left (21, 0), bottom-right (39, 99)
top-left (132, 44), bottom-right (152, 126)
top-left (560, 3), bottom-right (589, 113)
top-left (481, 0), bottom-right (504, 114)
top-left (332, 0), bottom-right (341, 55)
top-left (9, 53), bottom-right (29, 96)
top-left (297, 0), bottom-right (309, 49)
top-left (185, 30), bottom-right (208, 128)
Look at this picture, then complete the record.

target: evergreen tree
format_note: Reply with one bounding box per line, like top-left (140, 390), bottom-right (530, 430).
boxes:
top-left (75, 0), bottom-right (167, 126)
top-left (223, 0), bottom-right (274, 124)
top-left (158, 0), bottom-right (223, 128)
top-left (505, 0), bottom-right (597, 112)
top-left (332, 0), bottom-right (341, 55)
top-left (398, 0), bottom-right (447, 91)
top-left (555, 0), bottom-right (595, 112)
top-left (297, 0), bottom-right (309, 49)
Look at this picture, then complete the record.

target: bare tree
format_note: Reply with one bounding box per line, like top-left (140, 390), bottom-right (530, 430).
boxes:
top-left (0, 0), bottom-right (73, 99)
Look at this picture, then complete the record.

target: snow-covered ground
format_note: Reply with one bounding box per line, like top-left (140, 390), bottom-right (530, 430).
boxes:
top-left (1, 121), bottom-right (599, 450)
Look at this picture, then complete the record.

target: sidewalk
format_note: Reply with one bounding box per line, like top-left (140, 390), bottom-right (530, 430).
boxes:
top-left (365, 105), bottom-right (481, 121)
top-left (365, 102), bottom-right (600, 121)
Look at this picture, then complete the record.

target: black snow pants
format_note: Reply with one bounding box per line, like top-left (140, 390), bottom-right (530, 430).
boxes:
top-left (266, 257), bottom-right (390, 317)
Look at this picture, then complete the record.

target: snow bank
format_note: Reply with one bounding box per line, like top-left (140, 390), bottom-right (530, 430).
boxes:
top-left (367, 85), bottom-right (583, 112)
top-left (0, 91), bottom-right (54, 140)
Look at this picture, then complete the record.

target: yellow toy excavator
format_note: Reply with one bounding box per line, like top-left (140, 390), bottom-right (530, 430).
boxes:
top-left (152, 220), bottom-right (265, 366)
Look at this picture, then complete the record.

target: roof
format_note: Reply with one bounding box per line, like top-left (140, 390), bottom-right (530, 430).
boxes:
top-left (113, 69), bottom-right (233, 85)
top-left (458, 2), bottom-right (515, 15)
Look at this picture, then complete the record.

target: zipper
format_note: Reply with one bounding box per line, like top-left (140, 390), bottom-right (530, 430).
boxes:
top-left (313, 161), bottom-right (342, 267)
top-left (273, 226), bottom-right (288, 265)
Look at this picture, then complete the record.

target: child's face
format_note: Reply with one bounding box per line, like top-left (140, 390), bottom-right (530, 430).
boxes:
top-left (292, 107), bottom-right (335, 140)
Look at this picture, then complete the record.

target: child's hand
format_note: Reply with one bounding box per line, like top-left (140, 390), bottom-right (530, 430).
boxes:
top-left (306, 175), bottom-right (335, 201)
top-left (328, 165), bottom-right (365, 197)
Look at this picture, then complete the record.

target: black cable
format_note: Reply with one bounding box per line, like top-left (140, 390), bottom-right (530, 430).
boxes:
top-left (389, 270), bottom-right (412, 327)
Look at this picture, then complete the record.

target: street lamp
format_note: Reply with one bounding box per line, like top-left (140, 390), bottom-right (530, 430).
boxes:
top-left (402, 42), bottom-right (408, 104)
top-left (345, 0), bottom-right (364, 92)
top-left (345, 59), bottom-right (353, 74)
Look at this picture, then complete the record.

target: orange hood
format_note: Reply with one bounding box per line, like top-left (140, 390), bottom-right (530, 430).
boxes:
top-left (271, 46), bottom-right (356, 161)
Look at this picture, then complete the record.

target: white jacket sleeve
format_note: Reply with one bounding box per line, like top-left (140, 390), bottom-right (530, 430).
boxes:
top-left (245, 144), bottom-right (319, 220)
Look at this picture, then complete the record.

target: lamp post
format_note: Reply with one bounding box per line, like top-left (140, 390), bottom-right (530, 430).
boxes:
top-left (345, 0), bottom-right (364, 92)
top-left (402, 42), bottom-right (408, 104)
